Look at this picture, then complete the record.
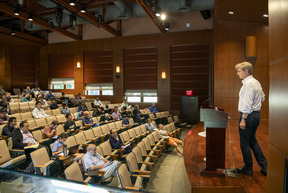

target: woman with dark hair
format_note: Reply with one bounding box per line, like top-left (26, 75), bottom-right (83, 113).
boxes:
top-left (52, 133), bottom-right (68, 156)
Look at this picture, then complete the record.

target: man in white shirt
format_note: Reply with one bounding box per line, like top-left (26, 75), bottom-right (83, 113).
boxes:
top-left (94, 97), bottom-right (103, 107)
top-left (32, 101), bottom-right (49, 119)
top-left (235, 62), bottom-right (267, 176)
top-left (84, 144), bottom-right (121, 186)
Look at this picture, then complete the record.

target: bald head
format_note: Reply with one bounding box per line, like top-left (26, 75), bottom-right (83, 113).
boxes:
top-left (87, 144), bottom-right (97, 155)
top-left (84, 111), bottom-right (89, 118)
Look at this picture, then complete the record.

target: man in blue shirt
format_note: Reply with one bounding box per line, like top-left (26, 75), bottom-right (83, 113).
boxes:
top-left (46, 91), bottom-right (55, 101)
top-left (82, 111), bottom-right (98, 128)
top-left (147, 103), bottom-right (158, 113)
top-left (109, 129), bottom-right (132, 154)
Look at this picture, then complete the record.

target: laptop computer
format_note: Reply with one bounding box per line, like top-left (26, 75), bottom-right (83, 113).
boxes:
top-left (63, 144), bottom-right (80, 157)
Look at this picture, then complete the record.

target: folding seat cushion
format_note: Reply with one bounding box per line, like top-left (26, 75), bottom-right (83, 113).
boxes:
top-left (65, 162), bottom-right (88, 182)
top-left (118, 164), bottom-right (144, 191)
top-left (0, 140), bottom-right (26, 169)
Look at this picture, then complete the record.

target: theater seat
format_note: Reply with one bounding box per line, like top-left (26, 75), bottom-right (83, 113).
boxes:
top-left (64, 162), bottom-right (94, 183)
top-left (0, 140), bottom-right (26, 170)
top-left (118, 164), bottom-right (144, 191)
top-left (126, 152), bottom-right (151, 176)
top-left (30, 147), bottom-right (60, 177)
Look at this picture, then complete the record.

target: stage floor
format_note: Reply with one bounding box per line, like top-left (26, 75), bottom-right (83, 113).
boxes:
top-left (183, 119), bottom-right (268, 193)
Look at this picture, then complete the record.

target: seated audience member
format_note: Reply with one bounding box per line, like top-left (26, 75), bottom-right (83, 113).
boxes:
top-left (77, 109), bottom-right (85, 119)
top-left (64, 114), bottom-right (76, 132)
top-left (4, 92), bottom-right (13, 103)
top-left (133, 105), bottom-right (142, 124)
top-left (146, 118), bottom-right (157, 133)
top-left (121, 100), bottom-right (129, 109)
top-left (157, 124), bottom-right (184, 155)
top-left (37, 96), bottom-right (48, 106)
top-left (0, 95), bottom-right (7, 106)
top-left (0, 102), bottom-right (10, 115)
top-left (52, 133), bottom-right (68, 157)
top-left (60, 92), bottom-right (69, 104)
top-left (82, 111), bottom-right (98, 128)
top-left (76, 93), bottom-right (82, 100)
top-left (46, 91), bottom-right (55, 101)
top-left (0, 85), bottom-right (5, 98)
top-left (78, 102), bottom-right (87, 112)
top-left (122, 115), bottom-right (132, 127)
top-left (93, 107), bottom-right (104, 117)
top-left (61, 103), bottom-right (70, 114)
top-left (2, 117), bottom-right (17, 137)
top-left (33, 87), bottom-right (41, 97)
top-left (43, 120), bottom-right (58, 139)
top-left (84, 144), bottom-right (122, 187)
top-left (32, 101), bottom-right (49, 119)
top-left (110, 129), bottom-right (132, 154)
top-left (49, 99), bottom-right (59, 110)
top-left (147, 103), bottom-right (159, 113)
top-left (20, 93), bottom-right (31, 102)
top-left (69, 98), bottom-right (78, 108)
top-left (112, 106), bottom-right (122, 121)
top-left (0, 109), bottom-right (9, 125)
top-left (12, 121), bottom-right (50, 173)
top-left (94, 97), bottom-right (103, 107)
top-left (23, 86), bottom-right (32, 95)
top-left (121, 106), bottom-right (129, 117)
top-left (99, 113), bottom-right (112, 123)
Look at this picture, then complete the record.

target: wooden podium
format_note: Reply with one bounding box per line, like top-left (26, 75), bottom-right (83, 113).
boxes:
top-left (200, 107), bottom-right (228, 177)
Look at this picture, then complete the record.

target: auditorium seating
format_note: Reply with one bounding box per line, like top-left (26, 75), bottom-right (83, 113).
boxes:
top-left (0, 140), bottom-right (26, 169)
top-left (117, 164), bottom-right (144, 191)
top-left (64, 162), bottom-right (94, 183)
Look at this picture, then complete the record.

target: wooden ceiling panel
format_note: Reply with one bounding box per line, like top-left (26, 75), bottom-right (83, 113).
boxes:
top-left (215, 0), bottom-right (268, 24)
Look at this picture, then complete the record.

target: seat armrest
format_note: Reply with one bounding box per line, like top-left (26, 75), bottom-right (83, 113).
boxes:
top-left (125, 187), bottom-right (141, 191)
top-left (134, 170), bottom-right (151, 174)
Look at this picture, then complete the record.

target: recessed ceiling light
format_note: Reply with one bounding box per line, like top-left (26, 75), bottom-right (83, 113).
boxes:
top-left (263, 14), bottom-right (269, 18)
top-left (228, 11), bottom-right (234, 15)
top-left (155, 13), bottom-right (160, 17)
top-left (160, 14), bottom-right (166, 20)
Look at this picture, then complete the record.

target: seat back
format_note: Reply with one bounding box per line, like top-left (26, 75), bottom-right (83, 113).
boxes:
top-left (142, 138), bottom-right (151, 150)
top-left (74, 133), bottom-right (87, 144)
top-left (32, 130), bottom-right (43, 141)
top-left (56, 125), bottom-right (65, 135)
top-left (148, 113), bottom-right (155, 120)
top-left (99, 140), bottom-right (112, 155)
top-left (27, 119), bottom-right (37, 129)
top-left (155, 112), bottom-right (162, 119)
top-left (92, 117), bottom-right (97, 123)
top-left (56, 114), bottom-right (66, 123)
top-left (10, 107), bottom-right (20, 114)
top-left (0, 140), bottom-right (11, 165)
top-left (107, 122), bottom-right (116, 131)
top-left (64, 162), bottom-right (84, 182)
top-left (173, 115), bottom-right (179, 122)
top-left (92, 127), bottom-right (103, 137)
top-left (100, 125), bottom-right (110, 134)
top-left (137, 141), bottom-right (147, 156)
top-left (45, 116), bottom-right (56, 125)
top-left (115, 121), bottom-right (123, 129)
top-left (129, 118), bottom-right (134, 125)
top-left (118, 164), bottom-right (133, 188)
top-left (44, 109), bottom-right (52, 116)
top-left (28, 101), bottom-right (35, 108)
top-left (121, 131), bottom-right (130, 142)
top-left (126, 152), bottom-right (139, 173)
top-left (75, 120), bottom-right (83, 127)
top-left (134, 127), bottom-right (142, 135)
top-left (140, 125), bottom-right (146, 134)
top-left (30, 147), bottom-right (50, 174)
top-left (85, 102), bottom-right (92, 111)
top-left (35, 118), bottom-right (47, 127)
top-left (70, 107), bottom-right (77, 114)
top-left (66, 136), bottom-right (77, 148)
top-left (152, 121), bottom-right (157, 127)
top-left (160, 112), bottom-right (166, 117)
top-left (9, 102), bottom-right (19, 109)
top-left (132, 146), bottom-right (143, 163)
top-left (13, 113), bottom-right (22, 122)
top-left (52, 109), bottom-right (61, 116)
top-left (147, 134), bottom-right (156, 145)
top-left (127, 129), bottom-right (136, 138)
top-left (20, 112), bottom-right (33, 121)
top-left (167, 117), bottom-right (173, 123)
top-left (170, 123), bottom-right (176, 131)
top-left (83, 129), bottom-right (94, 140)
top-left (145, 109), bottom-right (151, 114)
top-left (19, 102), bottom-right (28, 108)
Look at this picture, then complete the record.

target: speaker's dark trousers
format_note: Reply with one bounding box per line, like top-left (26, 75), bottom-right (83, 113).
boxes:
top-left (239, 111), bottom-right (267, 171)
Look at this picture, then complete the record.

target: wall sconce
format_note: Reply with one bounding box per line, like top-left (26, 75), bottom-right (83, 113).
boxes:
top-left (161, 72), bottom-right (166, 79)
top-left (245, 36), bottom-right (257, 58)
top-left (116, 66), bottom-right (120, 79)
top-left (77, 62), bottom-right (81, 69)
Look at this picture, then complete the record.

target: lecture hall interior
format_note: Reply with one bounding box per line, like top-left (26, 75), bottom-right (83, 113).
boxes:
top-left (0, 0), bottom-right (287, 192)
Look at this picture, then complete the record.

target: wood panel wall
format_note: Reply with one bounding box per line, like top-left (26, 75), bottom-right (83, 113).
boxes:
top-left (11, 52), bottom-right (35, 89)
top-left (39, 30), bottom-right (213, 111)
top-left (124, 47), bottom-right (157, 90)
top-left (214, 20), bottom-right (269, 120)
top-left (267, 0), bottom-right (288, 192)
top-left (49, 54), bottom-right (74, 78)
top-left (170, 44), bottom-right (210, 110)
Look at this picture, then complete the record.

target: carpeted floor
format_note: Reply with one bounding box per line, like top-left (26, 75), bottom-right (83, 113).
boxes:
top-left (144, 128), bottom-right (190, 193)
top-left (108, 128), bottom-right (190, 193)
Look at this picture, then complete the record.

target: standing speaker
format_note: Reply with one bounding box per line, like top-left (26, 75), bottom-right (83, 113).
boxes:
top-left (200, 10), bottom-right (211, 20)
top-left (181, 96), bottom-right (199, 124)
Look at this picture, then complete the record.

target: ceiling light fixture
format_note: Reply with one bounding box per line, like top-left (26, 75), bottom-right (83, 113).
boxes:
top-left (14, 7), bottom-right (20, 16)
top-left (228, 11), bottom-right (234, 15)
top-left (28, 11), bottom-right (33, 21)
top-left (164, 22), bottom-right (170, 31)
top-left (263, 14), bottom-right (269, 18)
top-left (69, 14), bottom-right (76, 30)
top-left (80, 4), bottom-right (86, 13)
top-left (69, 0), bottom-right (75, 6)
top-left (160, 14), bottom-right (166, 20)
top-left (10, 27), bottom-right (15, 35)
